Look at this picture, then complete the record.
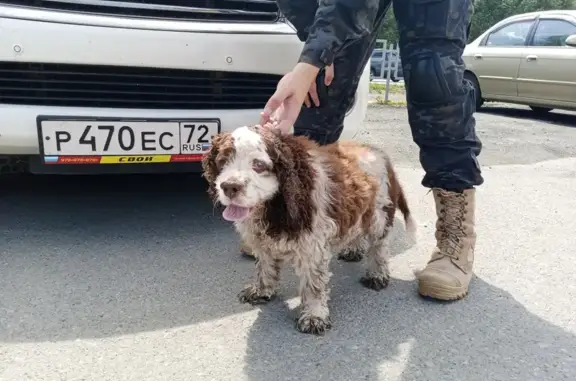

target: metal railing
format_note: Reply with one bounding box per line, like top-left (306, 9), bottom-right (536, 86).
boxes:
top-left (371, 40), bottom-right (404, 102)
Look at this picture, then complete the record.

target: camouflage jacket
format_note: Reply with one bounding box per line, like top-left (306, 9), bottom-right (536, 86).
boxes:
top-left (276, 0), bottom-right (379, 68)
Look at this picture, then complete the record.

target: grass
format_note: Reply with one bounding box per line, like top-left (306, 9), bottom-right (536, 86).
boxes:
top-left (370, 82), bottom-right (405, 94)
top-left (370, 96), bottom-right (407, 107)
top-left (369, 82), bottom-right (407, 107)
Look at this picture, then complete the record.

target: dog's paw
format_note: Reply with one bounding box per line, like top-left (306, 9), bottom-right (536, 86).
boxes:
top-left (337, 249), bottom-right (364, 262)
top-left (238, 285), bottom-right (275, 305)
top-left (296, 315), bottom-right (332, 336)
top-left (360, 275), bottom-right (390, 291)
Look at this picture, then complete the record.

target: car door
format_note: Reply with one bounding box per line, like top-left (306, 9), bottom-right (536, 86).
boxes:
top-left (468, 18), bottom-right (536, 98)
top-left (517, 17), bottom-right (576, 105)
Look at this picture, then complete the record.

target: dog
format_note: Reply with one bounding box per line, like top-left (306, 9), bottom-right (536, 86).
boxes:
top-left (201, 125), bottom-right (416, 335)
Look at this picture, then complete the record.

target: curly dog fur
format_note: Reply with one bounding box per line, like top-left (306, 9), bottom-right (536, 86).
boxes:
top-left (202, 125), bottom-right (415, 335)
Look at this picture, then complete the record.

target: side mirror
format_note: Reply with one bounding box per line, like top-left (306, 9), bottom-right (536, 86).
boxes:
top-left (566, 34), bottom-right (576, 47)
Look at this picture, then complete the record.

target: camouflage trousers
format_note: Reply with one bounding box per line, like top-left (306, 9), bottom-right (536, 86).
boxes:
top-left (294, 0), bottom-right (483, 190)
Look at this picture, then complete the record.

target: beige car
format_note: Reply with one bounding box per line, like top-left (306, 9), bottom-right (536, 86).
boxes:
top-left (463, 10), bottom-right (576, 114)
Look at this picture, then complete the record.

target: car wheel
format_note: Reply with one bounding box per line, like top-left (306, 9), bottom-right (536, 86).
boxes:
top-left (529, 106), bottom-right (553, 114)
top-left (464, 71), bottom-right (483, 111)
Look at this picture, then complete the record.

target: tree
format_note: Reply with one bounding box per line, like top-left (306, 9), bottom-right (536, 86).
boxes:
top-left (469, 0), bottom-right (576, 41)
top-left (377, 7), bottom-right (399, 44)
top-left (378, 0), bottom-right (576, 44)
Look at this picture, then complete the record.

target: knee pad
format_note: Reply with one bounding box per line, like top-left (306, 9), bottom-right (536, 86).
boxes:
top-left (406, 52), bottom-right (469, 105)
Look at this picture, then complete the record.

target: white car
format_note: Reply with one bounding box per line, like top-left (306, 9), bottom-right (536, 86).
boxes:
top-left (0, 1), bottom-right (369, 175)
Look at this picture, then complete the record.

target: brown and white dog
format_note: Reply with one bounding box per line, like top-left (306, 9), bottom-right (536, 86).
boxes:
top-left (202, 125), bottom-right (416, 335)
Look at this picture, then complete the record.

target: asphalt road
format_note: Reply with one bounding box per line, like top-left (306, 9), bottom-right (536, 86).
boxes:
top-left (1, 104), bottom-right (576, 381)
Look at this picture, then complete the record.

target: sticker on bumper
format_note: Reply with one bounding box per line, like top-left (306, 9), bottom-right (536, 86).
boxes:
top-left (43, 154), bottom-right (205, 164)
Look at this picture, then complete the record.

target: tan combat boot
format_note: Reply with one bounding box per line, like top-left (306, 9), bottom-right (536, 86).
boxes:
top-left (417, 188), bottom-right (476, 300)
top-left (240, 239), bottom-right (256, 259)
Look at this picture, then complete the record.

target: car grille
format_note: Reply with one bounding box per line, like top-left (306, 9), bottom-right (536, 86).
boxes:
top-left (0, 62), bottom-right (282, 110)
top-left (0, 0), bottom-right (280, 22)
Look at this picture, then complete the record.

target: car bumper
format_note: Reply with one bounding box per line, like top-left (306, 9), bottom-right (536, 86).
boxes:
top-left (0, 6), bottom-right (369, 166)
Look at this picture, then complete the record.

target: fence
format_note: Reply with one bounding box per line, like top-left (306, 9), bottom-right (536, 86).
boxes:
top-left (371, 40), bottom-right (404, 102)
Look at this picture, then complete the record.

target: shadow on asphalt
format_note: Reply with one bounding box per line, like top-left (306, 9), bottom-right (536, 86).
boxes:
top-left (1, 174), bottom-right (575, 380)
top-left (0, 173), bottom-right (252, 342)
top-left (479, 106), bottom-right (576, 128)
top-left (243, 272), bottom-right (576, 380)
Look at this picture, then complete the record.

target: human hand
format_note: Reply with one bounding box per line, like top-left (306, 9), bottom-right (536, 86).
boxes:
top-left (304, 63), bottom-right (334, 108)
top-left (259, 62), bottom-right (320, 135)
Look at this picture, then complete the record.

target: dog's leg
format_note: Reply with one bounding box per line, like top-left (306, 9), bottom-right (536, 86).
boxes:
top-left (337, 236), bottom-right (367, 262)
top-left (337, 248), bottom-right (364, 262)
top-left (295, 246), bottom-right (332, 335)
top-left (361, 228), bottom-right (392, 291)
top-left (238, 251), bottom-right (281, 305)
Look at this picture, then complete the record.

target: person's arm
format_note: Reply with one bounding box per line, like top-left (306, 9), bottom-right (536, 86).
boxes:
top-left (298, 0), bottom-right (380, 69)
top-left (276, 0), bottom-right (318, 42)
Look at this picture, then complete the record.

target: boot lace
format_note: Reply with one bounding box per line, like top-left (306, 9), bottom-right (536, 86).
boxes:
top-left (437, 191), bottom-right (468, 260)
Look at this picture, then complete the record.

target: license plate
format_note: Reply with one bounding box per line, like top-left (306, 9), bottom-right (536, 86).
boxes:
top-left (37, 117), bottom-right (220, 164)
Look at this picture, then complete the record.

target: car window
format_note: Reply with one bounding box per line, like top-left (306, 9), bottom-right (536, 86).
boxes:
top-left (531, 19), bottom-right (576, 46)
top-left (372, 51), bottom-right (383, 59)
top-left (485, 20), bottom-right (534, 47)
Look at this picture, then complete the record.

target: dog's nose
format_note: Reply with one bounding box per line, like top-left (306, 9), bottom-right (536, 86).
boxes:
top-left (220, 181), bottom-right (243, 199)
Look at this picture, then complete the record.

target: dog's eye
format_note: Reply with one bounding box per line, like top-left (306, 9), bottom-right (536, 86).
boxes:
top-left (252, 159), bottom-right (268, 173)
top-left (216, 158), bottom-right (227, 170)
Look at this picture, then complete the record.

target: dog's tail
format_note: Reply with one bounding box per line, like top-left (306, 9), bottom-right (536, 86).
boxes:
top-left (398, 184), bottom-right (417, 240)
top-left (387, 161), bottom-right (417, 240)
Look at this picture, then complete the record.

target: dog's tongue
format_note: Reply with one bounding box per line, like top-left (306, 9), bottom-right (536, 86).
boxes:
top-left (223, 205), bottom-right (250, 221)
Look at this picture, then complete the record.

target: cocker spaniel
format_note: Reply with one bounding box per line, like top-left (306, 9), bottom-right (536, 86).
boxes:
top-left (202, 125), bottom-right (416, 335)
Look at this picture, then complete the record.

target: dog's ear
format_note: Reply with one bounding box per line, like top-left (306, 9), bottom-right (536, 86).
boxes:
top-left (201, 132), bottom-right (233, 199)
top-left (201, 134), bottom-right (221, 184)
top-left (265, 135), bottom-right (316, 235)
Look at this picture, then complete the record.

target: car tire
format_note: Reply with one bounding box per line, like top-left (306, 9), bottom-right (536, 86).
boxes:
top-left (464, 71), bottom-right (483, 111)
top-left (529, 106), bottom-right (553, 114)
